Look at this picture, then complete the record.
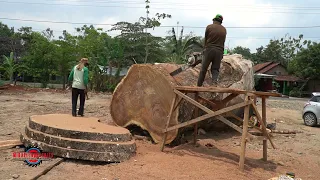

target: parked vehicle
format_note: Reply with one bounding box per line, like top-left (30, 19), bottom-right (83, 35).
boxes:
top-left (303, 92), bottom-right (320, 126)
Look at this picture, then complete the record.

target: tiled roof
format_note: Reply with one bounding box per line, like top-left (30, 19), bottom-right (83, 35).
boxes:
top-left (254, 61), bottom-right (280, 74)
top-left (274, 75), bottom-right (301, 82)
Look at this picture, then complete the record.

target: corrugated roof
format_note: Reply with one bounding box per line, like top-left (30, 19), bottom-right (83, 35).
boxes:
top-left (259, 62), bottom-right (280, 74)
top-left (253, 62), bottom-right (273, 73)
top-left (274, 75), bottom-right (301, 82)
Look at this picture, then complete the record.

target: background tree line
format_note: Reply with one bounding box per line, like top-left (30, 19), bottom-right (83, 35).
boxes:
top-left (1, 19), bottom-right (319, 92)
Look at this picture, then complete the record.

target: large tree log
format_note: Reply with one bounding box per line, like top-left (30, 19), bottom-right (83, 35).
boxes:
top-left (110, 54), bottom-right (254, 144)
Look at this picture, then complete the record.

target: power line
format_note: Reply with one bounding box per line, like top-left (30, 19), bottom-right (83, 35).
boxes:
top-left (2, 17), bottom-right (320, 29)
top-left (2, 1), bottom-right (320, 14)
top-left (41, 0), bottom-right (320, 10)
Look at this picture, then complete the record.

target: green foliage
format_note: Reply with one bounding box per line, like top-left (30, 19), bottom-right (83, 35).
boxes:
top-left (251, 34), bottom-right (309, 66)
top-left (289, 87), bottom-right (301, 97)
top-left (288, 42), bottom-right (320, 79)
top-left (110, 22), bottom-right (165, 64)
top-left (272, 80), bottom-right (280, 89)
top-left (231, 46), bottom-right (252, 60)
top-left (164, 27), bottom-right (203, 64)
top-left (0, 52), bottom-right (27, 83)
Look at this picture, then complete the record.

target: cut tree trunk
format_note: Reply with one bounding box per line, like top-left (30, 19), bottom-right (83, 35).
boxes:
top-left (110, 54), bottom-right (254, 145)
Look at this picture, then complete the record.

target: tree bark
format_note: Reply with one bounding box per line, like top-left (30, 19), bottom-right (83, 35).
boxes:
top-left (110, 54), bottom-right (254, 144)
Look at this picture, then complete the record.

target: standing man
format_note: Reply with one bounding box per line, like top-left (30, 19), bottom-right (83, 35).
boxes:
top-left (68, 58), bottom-right (89, 117)
top-left (197, 14), bottom-right (227, 86)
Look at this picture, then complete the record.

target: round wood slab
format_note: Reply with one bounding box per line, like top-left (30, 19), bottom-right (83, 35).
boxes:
top-left (21, 114), bottom-right (136, 162)
top-left (28, 114), bottom-right (132, 142)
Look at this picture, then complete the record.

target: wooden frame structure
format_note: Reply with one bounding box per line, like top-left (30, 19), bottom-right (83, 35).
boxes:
top-left (160, 86), bottom-right (281, 171)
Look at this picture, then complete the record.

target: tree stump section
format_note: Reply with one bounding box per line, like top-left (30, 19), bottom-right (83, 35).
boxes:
top-left (110, 54), bottom-right (255, 144)
top-left (20, 114), bottom-right (136, 162)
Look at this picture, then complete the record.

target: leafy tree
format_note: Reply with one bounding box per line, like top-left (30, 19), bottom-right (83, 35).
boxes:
top-left (0, 52), bottom-right (27, 83)
top-left (231, 46), bottom-right (252, 60)
top-left (252, 34), bottom-right (309, 67)
top-left (164, 27), bottom-right (203, 64)
top-left (53, 30), bottom-right (79, 89)
top-left (22, 32), bottom-right (57, 87)
top-left (288, 42), bottom-right (320, 79)
top-left (139, 0), bottom-right (171, 63)
top-left (0, 22), bottom-right (15, 57)
top-left (110, 22), bottom-right (165, 64)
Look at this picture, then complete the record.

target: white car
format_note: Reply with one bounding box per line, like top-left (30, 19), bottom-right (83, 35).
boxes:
top-left (303, 92), bottom-right (320, 126)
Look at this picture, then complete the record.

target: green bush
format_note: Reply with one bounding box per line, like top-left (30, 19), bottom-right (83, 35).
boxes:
top-left (0, 80), bottom-right (4, 86)
top-left (289, 87), bottom-right (301, 97)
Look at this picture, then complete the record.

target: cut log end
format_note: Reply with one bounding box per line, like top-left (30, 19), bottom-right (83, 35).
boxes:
top-left (110, 55), bottom-right (255, 144)
top-left (110, 64), bottom-right (179, 144)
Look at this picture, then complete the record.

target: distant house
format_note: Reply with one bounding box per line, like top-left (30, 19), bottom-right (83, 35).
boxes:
top-left (254, 62), bottom-right (301, 95)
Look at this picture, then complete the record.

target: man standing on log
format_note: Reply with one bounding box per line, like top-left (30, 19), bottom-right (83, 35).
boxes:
top-left (197, 14), bottom-right (227, 86)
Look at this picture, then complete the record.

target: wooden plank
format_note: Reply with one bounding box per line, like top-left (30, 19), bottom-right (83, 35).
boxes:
top-left (251, 102), bottom-right (276, 149)
top-left (30, 158), bottom-right (64, 180)
top-left (174, 89), bottom-right (213, 113)
top-left (239, 96), bottom-right (250, 171)
top-left (221, 93), bottom-right (239, 105)
top-left (215, 115), bottom-right (254, 140)
top-left (262, 97), bottom-right (268, 161)
top-left (175, 86), bottom-right (281, 97)
top-left (227, 112), bottom-right (264, 133)
top-left (163, 101), bottom-right (251, 133)
top-left (173, 96), bottom-right (183, 112)
top-left (0, 140), bottom-right (22, 150)
top-left (160, 94), bottom-right (177, 151)
top-left (194, 93), bottom-right (199, 144)
top-left (198, 95), bottom-right (217, 107)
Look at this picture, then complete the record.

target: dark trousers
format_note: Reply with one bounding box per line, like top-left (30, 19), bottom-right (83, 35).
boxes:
top-left (197, 48), bottom-right (223, 86)
top-left (72, 88), bottom-right (86, 116)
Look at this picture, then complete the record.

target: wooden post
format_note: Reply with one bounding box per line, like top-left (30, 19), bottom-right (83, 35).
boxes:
top-left (239, 95), bottom-right (250, 171)
top-left (262, 97), bottom-right (267, 161)
top-left (160, 94), bottom-right (177, 151)
top-left (193, 92), bottom-right (199, 144)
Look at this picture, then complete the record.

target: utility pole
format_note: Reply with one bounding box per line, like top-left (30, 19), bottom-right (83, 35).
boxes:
top-left (144, 0), bottom-right (150, 64)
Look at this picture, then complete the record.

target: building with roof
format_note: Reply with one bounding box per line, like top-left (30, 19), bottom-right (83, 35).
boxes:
top-left (254, 61), bottom-right (302, 95)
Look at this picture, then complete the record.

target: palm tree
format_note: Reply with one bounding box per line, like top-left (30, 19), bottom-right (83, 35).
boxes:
top-left (166, 27), bottom-right (203, 64)
top-left (0, 52), bottom-right (26, 84)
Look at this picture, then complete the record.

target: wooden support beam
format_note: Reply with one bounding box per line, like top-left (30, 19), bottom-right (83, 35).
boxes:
top-left (251, 101), bottom-right (276, 149)
top-left (221, 93), bottom-right (239, 105)
top-left (174, 89), bottom-right (212, 113)
top-left (194, 93), bottom-right (199, 144)
top-left (173, 96), bottom-right (183, 112)
top-left (160, 94), bottom-right (177, 151)
top-left (198, 96), bottom-right (217, 108)
top-left (262, 97), bottom-right (268, 161)
top-left (215, 115), bottom-right (254, 141)
top-left (239, 96), bottom-right (250, 171)
top-left (174, 86), bottom-right (282, 98)
top-left (163, 101), bottom-right (251, 133)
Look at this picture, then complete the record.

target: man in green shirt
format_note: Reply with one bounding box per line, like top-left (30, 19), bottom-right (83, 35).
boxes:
top-left (68, 58), bottom-right (89, 117)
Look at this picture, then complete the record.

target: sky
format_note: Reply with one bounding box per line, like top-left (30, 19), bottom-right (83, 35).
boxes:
top-left (1, 0), bottom-right (320, 52)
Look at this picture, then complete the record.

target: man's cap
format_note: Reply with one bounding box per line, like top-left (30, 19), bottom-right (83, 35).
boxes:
top-left (213, 14), bottom-right (223, 21)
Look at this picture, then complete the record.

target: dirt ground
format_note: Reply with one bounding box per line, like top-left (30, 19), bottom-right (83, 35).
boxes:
top-left (1, 86), bottom-right (319, 180)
